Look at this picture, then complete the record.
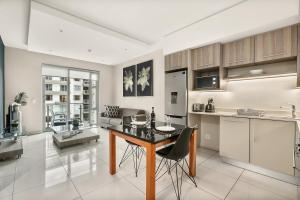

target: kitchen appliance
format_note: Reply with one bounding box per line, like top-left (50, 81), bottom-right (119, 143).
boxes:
top-left (195, 74), bottom-right (219, 89)
top-left (165, 70), bottom-right (187, 126)
top-left (192, 103), bottom-right (204, 112)
top-left (205, 98), bottom-right (215, 113)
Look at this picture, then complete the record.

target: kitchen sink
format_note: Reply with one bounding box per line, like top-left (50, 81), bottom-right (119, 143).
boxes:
top-left (236, 109), bottom-right (264, 117)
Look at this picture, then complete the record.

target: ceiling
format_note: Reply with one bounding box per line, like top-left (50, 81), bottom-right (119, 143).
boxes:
top-left (0, 0), bottom-right (299, 65)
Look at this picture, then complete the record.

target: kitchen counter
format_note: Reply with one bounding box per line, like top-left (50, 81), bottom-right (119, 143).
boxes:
top-left (189, 111), bottom-right (300, 122)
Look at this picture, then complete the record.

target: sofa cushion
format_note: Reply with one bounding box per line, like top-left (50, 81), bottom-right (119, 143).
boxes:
top-left (105, 105), bottom-right (120, 118)
top-left (120, 108), bottom-right (145, 117)
top-left (99, 117), bottom-right (111, 124)
top-left (110, 118), bottom-right (122, 126)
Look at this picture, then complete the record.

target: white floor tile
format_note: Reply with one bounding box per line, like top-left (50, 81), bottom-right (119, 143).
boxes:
top-left (0, 175), bottom-right (14, 198)
top-left (226, 179), bottom-right (286, 200)
top-left (82, 179), bottom-right (145, 200)
top-left (0, 130), bottom-right (298, 200)
top-left (194, 165), bottom-right (238, 199)
top-left (0, 195), bottom-right (12, 200)
top-left (187, 147), bottom-right (218, 165)
top-left (13, 181), bottom-right (79, 200)
top-left (124, 166), bottom-right (172, 194)
top-left (71, 163), bottom-right (125, 195)
top-left (157, 181), bottom-right (220, 200)
top-left (201, 155), bottom-right (244, 179)
top-left (14, 156), bottom-right (69, 193)
top-left (240, 170), bottom-right (299, 200)
top-left (0, 160), bottom-right (16, 178)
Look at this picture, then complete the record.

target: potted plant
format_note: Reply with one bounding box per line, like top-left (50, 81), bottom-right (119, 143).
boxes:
top-left (14, 92), bottom-right (28, 106)
top-left (13, 92), bottom-right (28, 136)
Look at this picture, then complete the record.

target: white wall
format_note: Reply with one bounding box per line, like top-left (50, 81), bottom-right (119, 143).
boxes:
top-left (113, 49), bottom-right (165, 121)
top-left (5, 47), bottom-right (114, 134)
top-left (189, 75), bottom-right (300, 113)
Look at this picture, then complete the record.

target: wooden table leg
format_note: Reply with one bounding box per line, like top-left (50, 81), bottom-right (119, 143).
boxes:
top-left (146, 143), bottom-right (156, 200)
top-left (109, 131), bottom-right (116, 175)
top-left (189, 130), bottom-right (197, 177)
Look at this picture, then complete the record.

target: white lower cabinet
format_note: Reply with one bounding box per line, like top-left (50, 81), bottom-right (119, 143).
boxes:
top-left (250, 119), bottom-right (295, 175)
top-left (220, 117), bottom-right (250, 163)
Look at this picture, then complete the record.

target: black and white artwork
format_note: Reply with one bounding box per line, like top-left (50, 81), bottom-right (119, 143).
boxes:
top-left (123, 65), bottom-right (136, 97)
top-left (137, 60), bottom-right (153, 96)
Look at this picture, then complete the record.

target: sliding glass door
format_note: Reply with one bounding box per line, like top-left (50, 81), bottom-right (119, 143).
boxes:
top-left (42, 65), bottom-right (99, 130)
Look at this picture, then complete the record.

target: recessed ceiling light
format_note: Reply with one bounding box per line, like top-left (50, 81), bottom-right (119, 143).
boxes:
top-left (59, 29), bottom-right (63, 33)
top-left (88, 49), bottom-right (92, 53)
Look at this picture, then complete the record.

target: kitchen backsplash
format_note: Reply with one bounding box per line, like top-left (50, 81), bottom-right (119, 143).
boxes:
top-left (189, 75), bottom-right (300, 112)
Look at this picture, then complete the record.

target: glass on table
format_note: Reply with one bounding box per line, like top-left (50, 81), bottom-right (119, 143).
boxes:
top-left (165, 115), bottom-right (172, 127)
top-left (131, 115), bottom-right (137, 128)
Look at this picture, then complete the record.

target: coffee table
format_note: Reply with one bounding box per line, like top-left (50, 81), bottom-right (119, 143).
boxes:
top-left (52, 125), bottom-right (100, 149)
top-left (0, 139), bottom-right (23, 159)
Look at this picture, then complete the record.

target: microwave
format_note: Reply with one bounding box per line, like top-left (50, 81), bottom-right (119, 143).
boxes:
top-left (195, 75), bottom-right (219, 89)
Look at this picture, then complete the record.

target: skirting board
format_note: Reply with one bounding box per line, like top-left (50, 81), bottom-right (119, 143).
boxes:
top-left (221, 156), bottom-right (300, 186)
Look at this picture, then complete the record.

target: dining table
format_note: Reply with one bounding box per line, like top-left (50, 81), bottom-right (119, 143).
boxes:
top-left (107, 121), bottom-right (197, 200)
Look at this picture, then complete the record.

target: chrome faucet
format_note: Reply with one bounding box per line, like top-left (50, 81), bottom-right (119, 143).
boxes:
top-left (290, 104), bottom-right (296, 118)
top-left (281, 104), bottom-right (296, 118)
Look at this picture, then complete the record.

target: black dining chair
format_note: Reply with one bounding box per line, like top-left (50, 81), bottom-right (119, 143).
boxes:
top-left (155, 127), bottom-right (197, 200)
top-left (118, 113), bottom-right (146, 177)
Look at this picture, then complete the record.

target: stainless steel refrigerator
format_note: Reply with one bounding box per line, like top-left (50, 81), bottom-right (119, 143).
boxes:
top-left (165, 70), bottom-right (187, 126)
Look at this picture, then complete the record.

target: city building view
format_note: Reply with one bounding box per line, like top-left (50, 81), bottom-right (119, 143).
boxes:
top-left (43, 66), bottom-right (98, 129)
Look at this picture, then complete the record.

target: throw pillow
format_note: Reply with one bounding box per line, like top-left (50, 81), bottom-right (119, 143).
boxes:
top-left (105, 105), bottom-right (119, 118)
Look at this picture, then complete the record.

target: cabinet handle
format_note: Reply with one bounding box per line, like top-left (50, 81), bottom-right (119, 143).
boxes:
top-left (293, 147), bottom-right (295, 168)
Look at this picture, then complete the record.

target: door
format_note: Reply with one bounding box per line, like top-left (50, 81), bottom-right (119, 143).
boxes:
top-left (255, 25), bottom-right (297, 63)
top-left (165, 70), bottom-right (187, 116)
top-left (220, 117), bottom-right (250, 163)
top-left (222, 37), bottom-right (254, 67)
top-left (191, 43), bottom-right (221, 70)
top-left (165, 50), bottom-right (189, 72)
top-left (250, 119), bottom-right (295, 175)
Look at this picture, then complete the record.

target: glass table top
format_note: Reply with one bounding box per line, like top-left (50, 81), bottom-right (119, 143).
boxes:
top-left (51, 124), bottom-right (97, 134)
top-left (107, 121), bottom-right (186, 144)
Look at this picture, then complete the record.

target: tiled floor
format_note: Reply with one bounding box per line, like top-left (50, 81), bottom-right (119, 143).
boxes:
top-left (0, 127), bottom-right (299, 200)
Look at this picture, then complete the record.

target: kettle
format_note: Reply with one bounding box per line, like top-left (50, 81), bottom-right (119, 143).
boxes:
top-left (205, 98), bottom-right (215, 113)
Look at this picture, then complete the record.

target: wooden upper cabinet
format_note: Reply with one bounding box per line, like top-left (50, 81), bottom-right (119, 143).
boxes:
top-left (191, 43), bottom-right (221, 70)
top-left (255, 25), bottom-right (297, 63)
top-left (164, 50), bottom-right (188, 72)
top-left (222, 37), bottom-right (254, 67)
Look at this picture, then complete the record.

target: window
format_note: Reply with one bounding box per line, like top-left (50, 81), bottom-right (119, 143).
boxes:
top-left (83, 79), bottom-right (90, 85)
top-left (60, 85), bottom-right (67, 91)
top-left (83, 95), bottom-right (89, 100)
top-left (42, 65), bottom-right (99, 129)
top-left (74, 85), bottom-right (81, 91)
top-left (45, 84), bottom-right (52, 91)
top-left (46, 95), bottom-right (53, 101)
top-left (45, 76), bottom-right (52, 80)
top-left (73, 95), bottom-right (81, 101)
top-left (60, 95), bottom-right (67, 102)
top-left (83, 104), bottom-right (89, 110)
top-left (74, 114), bottom-right (80, 119)
top-left (60, 77), bottom-right (67, 81)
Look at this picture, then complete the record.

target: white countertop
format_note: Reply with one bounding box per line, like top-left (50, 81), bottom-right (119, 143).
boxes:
top-left (189, 111), bottom-right (300, 122)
